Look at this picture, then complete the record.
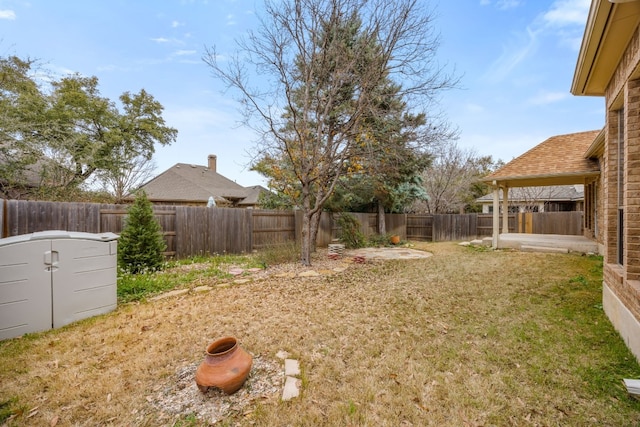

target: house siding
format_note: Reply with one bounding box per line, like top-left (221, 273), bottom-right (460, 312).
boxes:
top-left (601, 18), bottom-right (640, 361)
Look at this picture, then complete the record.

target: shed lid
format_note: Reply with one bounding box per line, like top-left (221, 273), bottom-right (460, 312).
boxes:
top-left (0, 230), bottom-right (119, 247)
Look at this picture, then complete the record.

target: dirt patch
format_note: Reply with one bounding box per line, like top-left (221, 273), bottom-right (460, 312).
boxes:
top-left (148, 355), bottom-right (282, 425)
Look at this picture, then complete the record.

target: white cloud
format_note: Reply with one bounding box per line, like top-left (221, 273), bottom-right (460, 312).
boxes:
top-left (173, 49), bottom-right (197, 56)
top-left (151, 37), bottom-right (185, 46)
top-left (543, 0), bottom-right (590, 27)
top-left (0, 9), bottom-right (16, 20)
top-left (496, 0), bottom-right (522, 10)
top-left (483, 0), bottom-right (590, 82)
top-left (171, 20), bottom-right (184, 28)
top-left (528, 91), bottom-right (568, 105)
top-left (226, 13), bottom-right (236, 26)
top-left (483, 26), bottom-right (539, 83)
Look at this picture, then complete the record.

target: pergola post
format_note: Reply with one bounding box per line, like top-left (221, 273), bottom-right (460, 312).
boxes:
top-left (492, 181), bottom-right (499, 248)
top-left (501, 186), bottom-right (509, 234)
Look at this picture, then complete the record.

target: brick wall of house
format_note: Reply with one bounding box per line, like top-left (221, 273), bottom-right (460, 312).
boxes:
top-left (626, 79), bottom-right (640, 281)
top-left (603, 20), bottom-right (640, 328)
top-left (604, 110), bottom-right (619, 265)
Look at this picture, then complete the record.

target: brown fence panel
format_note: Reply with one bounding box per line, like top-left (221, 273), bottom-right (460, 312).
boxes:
top-left (0, 199), bottom-right (587, 257)
top-left (432, 214), bottom-right (478, 242)
top-left (477, 214), bottom-right (493, 237)
top-left (531, 211), bottom-right (582, 235)
top-left (406, 214), bottom-right (433, 241)
top-left (252, 210), bottom-right (296, 249)
top-left (385, 214), bottom-right (407, 239)
top-left (477, 213), bottom-right (517, 236)
top-left (315, 212), bottom-right (335, 247)
top-left (3, 200), bottom-right (102, 237)
top-left (175, 207), bottom-right (252, 257)
top-left (211, 207), bottom-right (252, 255)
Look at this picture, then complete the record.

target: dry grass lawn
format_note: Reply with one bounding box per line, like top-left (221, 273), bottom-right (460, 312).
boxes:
top-left (1, 242), bottom-right (640, 426)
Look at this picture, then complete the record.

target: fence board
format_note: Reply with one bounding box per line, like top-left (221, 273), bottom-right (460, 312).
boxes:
top-left (531, 211), bottom-right (582, 235)
top-left (253, 210), bottom-right (296, 248)
top-left (385, 213), bottom-right (407, 239)
top-left (313, 212), bottom-right (333, 247)
top-left (432, 214), bottom-right (477, 242)
top-left (407, 214), bottom-right (433, 241)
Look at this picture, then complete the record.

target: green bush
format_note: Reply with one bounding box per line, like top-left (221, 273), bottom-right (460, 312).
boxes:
top-left (335, 213), bottom-right (366, 248)
top-left (117, 191), bottom-right (167, 274)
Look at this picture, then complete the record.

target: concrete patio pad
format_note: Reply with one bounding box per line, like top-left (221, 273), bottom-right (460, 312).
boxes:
top-left (496, 233), bottom-right (599, 254)
top-left (346, 247), bottom-right (433, 260)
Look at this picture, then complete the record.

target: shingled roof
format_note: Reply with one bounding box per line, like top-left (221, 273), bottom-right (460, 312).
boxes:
top-left (136, 157), bottom-right (268, 206)
top-left (482, 130), bottom-right (602, 187)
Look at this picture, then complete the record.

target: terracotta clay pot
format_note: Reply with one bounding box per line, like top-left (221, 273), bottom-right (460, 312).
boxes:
top-left (195, 336), bottom-right (253, 394)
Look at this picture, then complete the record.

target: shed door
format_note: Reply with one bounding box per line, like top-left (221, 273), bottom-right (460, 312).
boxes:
top-left (0, 240), bottom-right (53, 340)
top-left (51, 239), bottom-right (117, 328)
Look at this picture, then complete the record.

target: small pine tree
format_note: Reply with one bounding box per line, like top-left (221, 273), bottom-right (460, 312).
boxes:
top-left (336, 213), bottom-right (366, 249)
top-left (117, 191), bottom-right (166, 274)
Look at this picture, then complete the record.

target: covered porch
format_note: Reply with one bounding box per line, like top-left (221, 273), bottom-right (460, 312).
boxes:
top-left (482, 130), bottom-right (603, 254)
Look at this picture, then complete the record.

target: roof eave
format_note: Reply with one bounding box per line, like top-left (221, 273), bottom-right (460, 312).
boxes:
top-left (482, 171), bottom-right (600, 187)
top-left (584, 128), bottom-right (606, 158)
top-left (571, 0), bottom-right (640, 96)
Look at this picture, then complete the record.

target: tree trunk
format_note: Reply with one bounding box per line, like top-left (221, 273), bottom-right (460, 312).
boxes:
top-left (310, 209), bottom-right (322, 252)
top-left (377, 200), bottom-right (387, 235)
top-left (300, 185), bottom-right (313, 266)
top-left (300, 210), bottom-right (312, 266)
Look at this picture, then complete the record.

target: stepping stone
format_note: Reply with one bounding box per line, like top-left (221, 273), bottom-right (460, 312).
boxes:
top-left (285, 359), bottom-right (300, 376)
top-left (276, 350), bottom-right (289, 360)
top-left (275, 272), bottom-right (297, 278)
top-left (282, 376), bottom-right (301, 401)
top-left (150, 289), bottom-right (188, 301)
top-left (193, 285), bottom-right (212, 293)
top-left (298, 270), bottom-right (320, 277)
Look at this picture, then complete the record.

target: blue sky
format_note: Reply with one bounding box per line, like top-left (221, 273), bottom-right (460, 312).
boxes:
top-left (0, 0), bottom-right (601, 187)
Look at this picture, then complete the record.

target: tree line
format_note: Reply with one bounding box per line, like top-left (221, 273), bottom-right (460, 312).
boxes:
top-left (0, 55), bottom-right (177, 202)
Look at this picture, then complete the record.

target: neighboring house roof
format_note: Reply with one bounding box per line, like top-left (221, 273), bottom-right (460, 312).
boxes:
top-left (237, 185), bottom-right (267, 206)
top-left (482, 130), bottom-right (601, 187)
top-left (476, 185), bottom-right (584, 203)
top-left (136, 156), bottom-right (268, 206)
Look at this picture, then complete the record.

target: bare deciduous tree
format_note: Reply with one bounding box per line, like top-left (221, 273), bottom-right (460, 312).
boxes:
top-left (413, 140), bottom-right (480, 214)
top-left (204, 0), bottom-right (456, 265)
top-left (95, 148), bottom-right (157, 203)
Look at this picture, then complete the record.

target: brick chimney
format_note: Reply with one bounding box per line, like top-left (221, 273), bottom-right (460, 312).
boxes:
top-left (208, 154), bottom-right (217, 172)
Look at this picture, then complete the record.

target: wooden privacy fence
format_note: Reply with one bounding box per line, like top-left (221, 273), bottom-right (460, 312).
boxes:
top-left (0, 199), bottom-right (584, 258)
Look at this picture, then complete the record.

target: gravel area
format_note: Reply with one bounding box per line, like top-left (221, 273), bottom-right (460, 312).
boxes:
top-left (148, 355), bottom-right (283, 425)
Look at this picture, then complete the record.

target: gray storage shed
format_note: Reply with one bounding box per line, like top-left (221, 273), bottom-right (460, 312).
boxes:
top-left (0, 230), bottom-right (119, 340)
